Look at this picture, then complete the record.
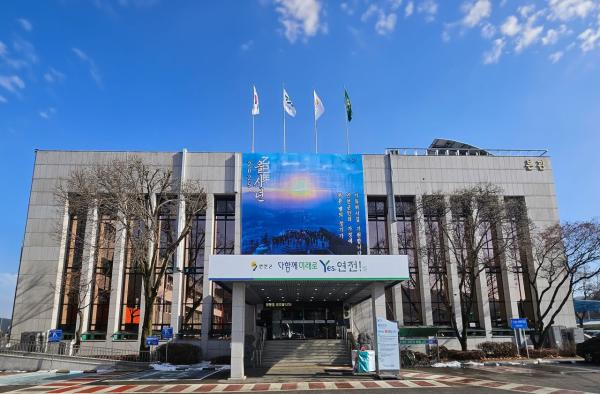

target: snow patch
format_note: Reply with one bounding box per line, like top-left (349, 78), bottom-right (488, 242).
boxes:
top-left (431, 361), bottom-right (462, 368)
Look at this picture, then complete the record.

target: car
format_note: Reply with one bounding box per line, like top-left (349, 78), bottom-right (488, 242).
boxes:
top-left (576, 335), bottom-right (600, 363)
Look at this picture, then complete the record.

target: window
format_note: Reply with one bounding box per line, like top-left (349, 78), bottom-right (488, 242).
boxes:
top-left (368, 198), bottom-right (388, 255)
top-left (214, 196), bottom-right (235, 255)
top-left (396, 197), bottom-right (422, 326)
top-left (482, 226), bottom-right (507, 328)
top-left (451, 213), bottom-right (480, 329)
top-left (58, 204), bottom-right (87, 335)
top-left (88, 212), bottom-right (116, 334)
top-left (423, 197), bottom-right (451, 326)
top-left (182, 211), bottom-right (206, 337)
top-left (152, 199), bottom-right (177, 332)
top-left (211, 283), bottom-right (232, 338)
top-left (119, 224), bottom-right (143, 333)
top-left (505, 197), bottom-right (535, 323)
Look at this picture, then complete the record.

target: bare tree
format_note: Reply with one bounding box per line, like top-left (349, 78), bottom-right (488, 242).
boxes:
top-left (417, 184), bottom-right (521, 351)
top-left (521, 221), bottom-right (600, 348)
top-left (56, 157), bottom-right (207, 351)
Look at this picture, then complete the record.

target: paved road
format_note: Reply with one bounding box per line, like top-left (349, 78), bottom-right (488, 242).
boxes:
top-left (0, 362), bottom-right (598, 393)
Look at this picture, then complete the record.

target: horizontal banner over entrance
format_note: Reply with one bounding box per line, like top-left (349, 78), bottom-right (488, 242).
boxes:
top-left (208, 255), bottom-right (409, 281)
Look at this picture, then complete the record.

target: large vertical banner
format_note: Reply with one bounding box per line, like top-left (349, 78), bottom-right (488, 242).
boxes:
top-left (242, 153), bottom-right (367, 255)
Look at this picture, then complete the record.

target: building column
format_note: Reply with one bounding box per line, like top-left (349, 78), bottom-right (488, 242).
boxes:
top-left (230, 282), bottom-right (246, 380)
top-left (171, 149), bottom-right (188, 335)
top-left (415, 199), bottom-right (433, 325)
top-left (106, 221), bottom-right (127, 341)
top-left (475, 273), bottom-right (493, 339)
top-left (371, 283), bottom-right (386, 374)
top-left (200, 194), bottom-right (215, 349)
top-left (79, 206), bottom-right (99, 335)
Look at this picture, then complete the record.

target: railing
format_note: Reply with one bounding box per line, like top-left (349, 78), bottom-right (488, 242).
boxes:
top-left (0, 340), bottom-right (158, 363)
top-left (385, 148), bottom-right (548, 157)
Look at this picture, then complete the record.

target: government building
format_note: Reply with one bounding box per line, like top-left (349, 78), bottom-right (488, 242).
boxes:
top-left (11, 139), bottom-right (576, 378)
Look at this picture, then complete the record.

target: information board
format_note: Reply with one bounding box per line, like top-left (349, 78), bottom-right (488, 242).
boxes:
top-left (376, 318), bottom-right (400, 372)
top-left (48, 329), bottom-right (62, 343)
top-left (510, 318), bottom-right (528, 329)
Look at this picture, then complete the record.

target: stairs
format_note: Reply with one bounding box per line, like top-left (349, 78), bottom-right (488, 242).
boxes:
top-left (261, 339), bottom-right (351, 367)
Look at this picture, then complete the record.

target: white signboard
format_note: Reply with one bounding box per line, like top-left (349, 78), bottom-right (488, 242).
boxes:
top-left (208, 255), bottom-right (409, 281)
top-left (376, 318), bottom-right (400, 372)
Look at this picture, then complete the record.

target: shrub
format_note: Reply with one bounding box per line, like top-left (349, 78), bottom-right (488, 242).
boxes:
top-left (477, 342), bottom-right (519, 358)
top-left (400, 350), bottom-right (431, 367)
top-left (156, 341), bottom-right (202, 364)
top-left (528, 348), bottom-right (559, 358)
top-left (445, 349), bottom-right (485, 361)
top-left (210, 355), bottom-right (231, 364)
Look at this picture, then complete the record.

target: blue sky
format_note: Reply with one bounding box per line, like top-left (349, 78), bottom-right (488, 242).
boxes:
top-left (0, 0), bottom-right (599, 317)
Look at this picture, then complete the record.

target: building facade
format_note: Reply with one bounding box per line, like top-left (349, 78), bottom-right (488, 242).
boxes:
top-left (11, 141), bottom-right (576, 372)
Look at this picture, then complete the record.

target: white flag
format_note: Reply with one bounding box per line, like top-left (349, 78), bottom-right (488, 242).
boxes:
top-left (252, 85), bottom-right (259, 116)
top-left (283, 89), bottom-right (296, 117)
top-left (314, 90), bottom-right (324, 120)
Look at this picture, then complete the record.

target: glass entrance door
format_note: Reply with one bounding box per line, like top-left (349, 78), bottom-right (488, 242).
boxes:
top-left (261, 302), bottom-right (342, 340)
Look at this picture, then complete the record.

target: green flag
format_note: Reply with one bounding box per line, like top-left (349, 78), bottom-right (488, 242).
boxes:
top-left (344, 89), bottom-right (352, 122)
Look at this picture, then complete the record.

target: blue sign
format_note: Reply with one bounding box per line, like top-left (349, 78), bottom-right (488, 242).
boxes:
top-left (242, 153), bottom-right (367, 255)
top-left (48, 329), bottom-right (62, 343)
top-left (145, 336), bottom-right (159, 346)
top-left (161, 327), bottom-right (173, 340)
top-left (510, 318), bottom-right (528, 329)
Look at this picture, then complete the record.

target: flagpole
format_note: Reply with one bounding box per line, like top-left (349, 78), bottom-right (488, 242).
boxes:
top-left (344, 86), bottom-right (350, 154)
top-left (282, 84), bottom-right (286, 153)
top-left (314, 115), bottom-right (318, 154)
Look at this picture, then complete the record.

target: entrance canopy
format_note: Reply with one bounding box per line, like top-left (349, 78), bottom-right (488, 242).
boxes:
top-left (208, 254), bottom-right (409, 304)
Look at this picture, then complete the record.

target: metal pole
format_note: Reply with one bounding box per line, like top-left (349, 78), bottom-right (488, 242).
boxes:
top-left (345, 116), bottom-right (350, 154)
top-left (513, 328), bottom-right (520, 357)
top-left (252, 115), bottom-right (255, 153)
top-left (314, 116), bottom-right (318, 154)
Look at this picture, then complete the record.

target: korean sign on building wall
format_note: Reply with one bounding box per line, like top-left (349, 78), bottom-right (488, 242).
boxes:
top-left (241, 153), bottom-right (367, 255)
top-left (208, 255), bottom-right (409, 281)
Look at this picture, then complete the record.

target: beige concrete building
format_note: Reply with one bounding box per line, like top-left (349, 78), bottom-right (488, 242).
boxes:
top-left (11, 140), bottom-right (576, 377)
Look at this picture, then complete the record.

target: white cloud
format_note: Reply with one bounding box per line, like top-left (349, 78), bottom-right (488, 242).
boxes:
top-left (462, 0), bottom-right (492, 28)
top-left (0, 273), bottom-right (16, 318)
top-left (389, 0), bottom-right (403, 11)
top-left (240, 40), bottom-right (254, 51)
top-left (481, 22), bottom-right (496, 38)
top-left (515, 24), bottom-right (544, 52)
top-left (72, 47), bottom-right (103, 88)
top-left (0, 41), bottom-right (6, 56)
top-left (361, 3), bottom-right (399, 35)
top-left (17, 18), bottom-right (32, 32)
top-left (541, 24), bottom-right (569, 45)
top-left (500, 15), bottom-right (521, 36)
top-left (417, 0), bottom-right (438, 22)
top-left (274, 0), bottom-right (326, 43)
top-left (0, 75), bottom-right (25, 93)
top-left (39, 107), bottom-right (56, 119)
top-left (375, 12), bottom-right (398, 35)
top-left (548, 0), bottom-right (596, 21)
top-left (44, 67), bottom-right (66, 83)
top-left (405, 1), bottom-right (414, 16)
top-left (0, 95), bottom-right (6, 104)
top-left (549, 51), bottom-right (564, 62)
top-left (483, 38), bottom-right (505, 64)
top-left (578, 27), bottom-right (600, 52)
top-left (518, 4), bottom-right (536, 18)
top-left (13, 38), bottom-right (37, 63)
